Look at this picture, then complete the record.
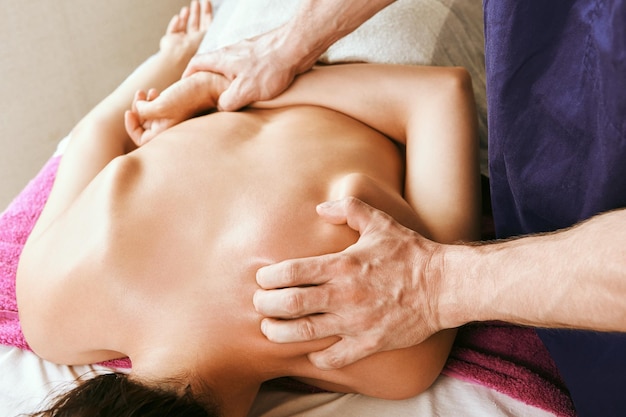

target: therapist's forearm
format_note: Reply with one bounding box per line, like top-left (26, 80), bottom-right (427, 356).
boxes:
top-left (439, 209), bottom-right (626, 332)
top-left (282, 0), bottom-right (396, 72)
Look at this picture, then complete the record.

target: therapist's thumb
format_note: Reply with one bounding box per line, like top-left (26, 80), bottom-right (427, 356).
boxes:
top-left (216, 80), bottom-right (250, 112)
top-left (316, 197), bottom-right (379, 235)
top-left (183, 52), bottom-right (218, 78)
top-left (308, 337), bottom-right (374, 370)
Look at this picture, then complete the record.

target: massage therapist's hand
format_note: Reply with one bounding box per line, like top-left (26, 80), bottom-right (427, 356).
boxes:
top-left (183, 0), bottom-right (396, 111)
top-left (183, 25), bottom-right (316, 112)
top-left (254, 197), bottom-right (447, 370)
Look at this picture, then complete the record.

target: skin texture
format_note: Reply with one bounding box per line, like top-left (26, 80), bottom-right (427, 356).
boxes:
top-left (183, 0), bottom-right (396, 111)
top-left (15, 2), bottom-right (480, 416)
top-left (441, 211), bottom-right (626, 332)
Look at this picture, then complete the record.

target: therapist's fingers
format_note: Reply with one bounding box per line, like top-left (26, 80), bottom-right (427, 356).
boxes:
top-left (217, 63), bottom-right (294, 111)
top-left (254, 196), bottom-right (446, 364)
top-left (259, 314), bottom-right (386, 370)
top-left (183, 52), bottom-right (240, 107)
top-left (256, 197), bottom-right (379, 290)
top-left (316, 197), bottom-right (383, 233)
top-left (183, 52), bottom-right (223, 78)
top-left (254, 281), bottom-right (333, 318)
top-left (182, 52), bottom-right (241, 106)
top-left (256, 253), bottom-right (336, 290)
top-left (308, 338), bottom-right (380, 370)
top-left (260, 316), bottom-right (384, 369)
top-left (216, 78), bottom-right (254, 112)
top-left (260, 314), bottom-right (340, 345)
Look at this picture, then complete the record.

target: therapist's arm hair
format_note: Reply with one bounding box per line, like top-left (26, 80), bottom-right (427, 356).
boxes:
top-left (281, 0), bottom-right (398, 74)
top-left (440, 208), bottom-right (626, 333)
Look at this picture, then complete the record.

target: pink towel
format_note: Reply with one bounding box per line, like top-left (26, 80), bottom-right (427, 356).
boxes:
top-left (0, 157), bottom-right (60, 351)
top-left (0, 156), bottom-right (130, 368)
top-left (444, 323), bottom-right (576, 416)
top-left (1, 156), bottom-right (575, 414)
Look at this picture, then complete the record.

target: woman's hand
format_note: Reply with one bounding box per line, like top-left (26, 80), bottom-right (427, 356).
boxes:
top-left (158, 0), bottom-right (212, 61)
top-left (124, 71), bottom-right (229, 146)
top-left (125, 89), bottom-right (168, 146)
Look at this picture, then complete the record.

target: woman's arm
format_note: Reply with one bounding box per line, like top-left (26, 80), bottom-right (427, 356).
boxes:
top-left (252, 64), bottom-right (466, 143)
top-left (17, 2), bottom-right (213, 363)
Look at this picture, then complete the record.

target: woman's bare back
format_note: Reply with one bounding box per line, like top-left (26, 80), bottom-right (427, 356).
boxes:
top-left (18, 92), bottom-right (461, 403)
top-left (18, 105), bottom-right (405, 363)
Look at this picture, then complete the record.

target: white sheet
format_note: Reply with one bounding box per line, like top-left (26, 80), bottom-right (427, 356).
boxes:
top-left (0, 345), bottom-right (555, 417)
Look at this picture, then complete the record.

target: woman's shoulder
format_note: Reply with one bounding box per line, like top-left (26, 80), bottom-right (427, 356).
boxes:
top-left (293, 329), bottom-right (456, 400)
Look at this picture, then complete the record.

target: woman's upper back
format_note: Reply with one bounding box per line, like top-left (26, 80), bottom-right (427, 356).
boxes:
top-left (17, 104), bottom-right (457, 401)
top-left (17, 105), bottom-right (403, 366)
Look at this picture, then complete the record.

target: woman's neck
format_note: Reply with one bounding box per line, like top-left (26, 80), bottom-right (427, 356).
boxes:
top-left (121, 264), bottom-right (337, 416)
top-left (130, 344), bottom-right (263, 417)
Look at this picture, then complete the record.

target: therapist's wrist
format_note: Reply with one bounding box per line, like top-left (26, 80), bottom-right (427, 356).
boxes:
top-left (283, 0), bottom-right (397, 75)
top-left (435, 243), bottom-right (485, 330)
top-left (280, 16), bottom-right (336, 75)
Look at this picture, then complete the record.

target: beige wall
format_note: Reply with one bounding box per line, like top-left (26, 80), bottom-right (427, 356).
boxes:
top-left (0, 0), bottom-right (191, 210)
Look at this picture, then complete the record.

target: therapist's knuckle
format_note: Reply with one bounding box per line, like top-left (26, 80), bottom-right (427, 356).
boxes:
top-left (284, 291), bottom-right (305, 317)
top-left (323, 351), bottom-right (346, 369)
top-left (296, 318), bottom-right (317, 341)
top-left (281, 262), bottom-right (301, 287)
top-left (263, 325), bottom-right (282, 343)
top-left (342, 196), bottom-right (361, 212)
top-left (361, 333), bottom-right (383, 354)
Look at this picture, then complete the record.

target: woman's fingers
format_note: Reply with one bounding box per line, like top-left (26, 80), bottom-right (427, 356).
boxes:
top-left (124, 110), bottom-right (144, 146)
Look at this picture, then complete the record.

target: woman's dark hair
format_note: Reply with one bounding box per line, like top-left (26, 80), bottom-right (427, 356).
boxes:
top-left (27, 372), bottom-right (221, 417)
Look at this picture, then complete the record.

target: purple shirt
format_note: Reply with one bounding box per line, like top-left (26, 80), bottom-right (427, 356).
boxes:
top-left (484, 0), bottom-right (626, 415)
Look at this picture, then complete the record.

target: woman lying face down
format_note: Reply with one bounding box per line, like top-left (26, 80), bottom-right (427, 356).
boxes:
top-left (16, 2), bottom-right (481, 416)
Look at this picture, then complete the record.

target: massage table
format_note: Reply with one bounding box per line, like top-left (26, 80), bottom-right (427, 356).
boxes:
top-left (1, 1), bottom-right (575, 415)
